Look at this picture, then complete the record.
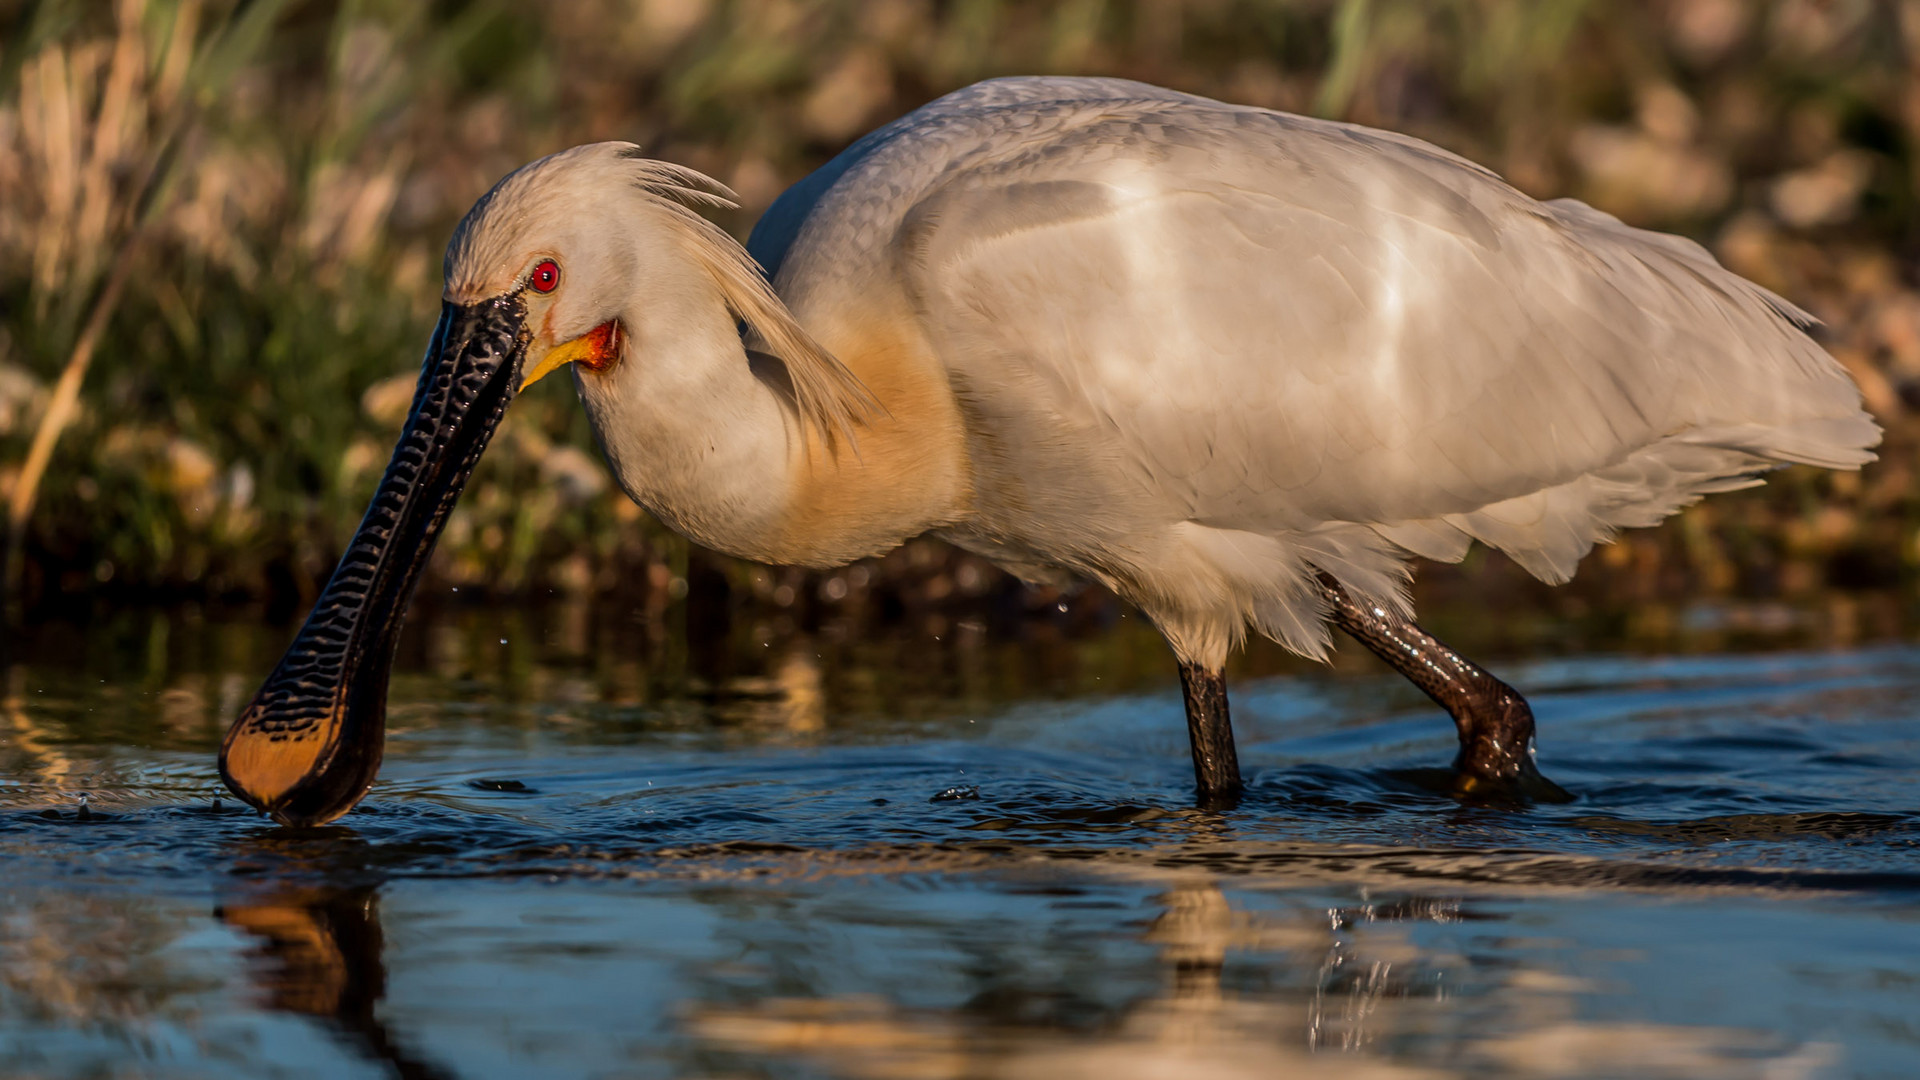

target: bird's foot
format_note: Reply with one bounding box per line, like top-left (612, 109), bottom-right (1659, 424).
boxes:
top-left (1449, 756), bottom-right (1572, 804)
top-left (1450, 692), bottom-right (1572, 804)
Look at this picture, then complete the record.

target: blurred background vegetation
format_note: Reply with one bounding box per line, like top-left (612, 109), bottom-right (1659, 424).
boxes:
top-left (2, 0), bottom-right (1919, 641)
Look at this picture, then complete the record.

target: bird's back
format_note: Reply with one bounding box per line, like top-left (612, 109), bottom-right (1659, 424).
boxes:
top-left (750, 77), bottom-right (1878, 658)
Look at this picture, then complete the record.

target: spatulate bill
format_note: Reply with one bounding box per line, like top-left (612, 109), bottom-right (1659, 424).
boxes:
top-left (220, 296), bottom-right (529, 826)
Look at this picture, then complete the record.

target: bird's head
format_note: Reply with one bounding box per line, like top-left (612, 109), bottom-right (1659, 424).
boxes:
top-left (442, 143), bottom-right (750, 397)
top-left (217, 144), bottom-right (865, 826)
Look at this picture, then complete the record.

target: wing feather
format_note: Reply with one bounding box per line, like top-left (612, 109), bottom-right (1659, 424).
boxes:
top-left (756, 77), bottom-right (1878, 654)
top-left (894, 101), bottom-right (1876, 574)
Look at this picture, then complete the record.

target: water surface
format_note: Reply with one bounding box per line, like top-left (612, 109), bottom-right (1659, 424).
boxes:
top-left (2, 598), bottom-right (1916, 1078)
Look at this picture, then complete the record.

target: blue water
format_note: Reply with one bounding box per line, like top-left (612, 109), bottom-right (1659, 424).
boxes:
top-left (1, 604), bottom-right (1916, 1078)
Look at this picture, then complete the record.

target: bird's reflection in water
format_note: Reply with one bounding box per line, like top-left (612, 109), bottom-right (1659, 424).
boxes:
top-left (215, 832), bottom-right (457, 1080)
top-left (688, 879), bottom-right (1831, 1080)
top-left (689, 879), bottom-right (1434, 1079)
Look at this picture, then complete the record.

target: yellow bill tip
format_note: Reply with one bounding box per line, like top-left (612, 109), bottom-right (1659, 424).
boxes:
top-left (519, 347), bottom-right (573, 391)
top-left (520, 321), bottom-right (623, 391)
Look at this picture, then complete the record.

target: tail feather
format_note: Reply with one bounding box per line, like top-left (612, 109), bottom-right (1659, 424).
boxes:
top-left (1370, 414), bottom-right (1879, 586)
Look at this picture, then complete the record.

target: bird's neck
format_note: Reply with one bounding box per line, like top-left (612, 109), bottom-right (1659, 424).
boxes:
top-left (580, 290), bottom-right (972, 567)
top-left (770, 304), bottom-right (975, 564)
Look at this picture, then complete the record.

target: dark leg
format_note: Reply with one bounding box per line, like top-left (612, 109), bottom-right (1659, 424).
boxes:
top-left (1318, 575), bottom-right (1565, 798)
top-left (1178, 661), bottom-right (1243, 801)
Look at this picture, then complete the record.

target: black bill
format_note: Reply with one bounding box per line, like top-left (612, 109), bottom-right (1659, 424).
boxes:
top-left (220, 295), bottom-right (528, 826)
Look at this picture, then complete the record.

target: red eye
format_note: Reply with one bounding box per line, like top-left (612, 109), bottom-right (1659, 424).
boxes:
top-left (529, 259), bottom-right (560, 293)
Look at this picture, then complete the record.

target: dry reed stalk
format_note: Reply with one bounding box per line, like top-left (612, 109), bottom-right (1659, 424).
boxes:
top-left (3, 0), bottom-right (202, 600)
top-left (3, 244), bottom-right (140, 594)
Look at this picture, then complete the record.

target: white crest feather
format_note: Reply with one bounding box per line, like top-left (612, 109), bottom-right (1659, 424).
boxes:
top-left (621, 153), bottom-right (880, 450)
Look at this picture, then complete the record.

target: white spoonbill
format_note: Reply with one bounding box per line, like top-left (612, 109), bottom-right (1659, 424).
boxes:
top-left (221, 77), bottom-right (1879, 826)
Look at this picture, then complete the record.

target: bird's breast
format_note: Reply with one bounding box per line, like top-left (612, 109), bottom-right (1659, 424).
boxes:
top-left (767, 318), bottom-right (974, 566)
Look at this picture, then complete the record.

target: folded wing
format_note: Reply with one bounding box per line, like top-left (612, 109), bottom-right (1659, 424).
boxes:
top-left (899, 98), bottom-right (1878, 584)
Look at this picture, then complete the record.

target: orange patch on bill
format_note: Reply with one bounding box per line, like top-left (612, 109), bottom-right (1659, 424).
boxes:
top-left (575, 320), bottom-right (623, 373)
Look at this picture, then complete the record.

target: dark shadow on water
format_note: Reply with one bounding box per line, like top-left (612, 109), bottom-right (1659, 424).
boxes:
top-left (216, 830), bottom-right (460, 1080)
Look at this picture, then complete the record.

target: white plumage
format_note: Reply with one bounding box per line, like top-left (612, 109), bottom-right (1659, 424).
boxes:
top-left (744, 76), bottom-right (1876, 665)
